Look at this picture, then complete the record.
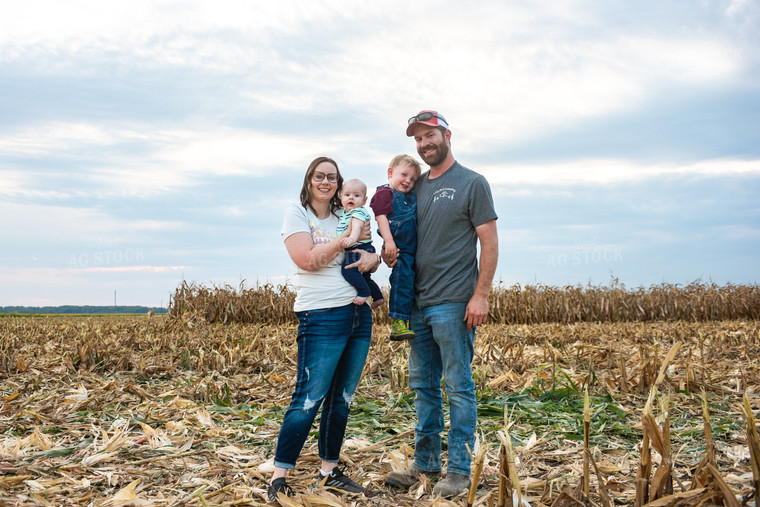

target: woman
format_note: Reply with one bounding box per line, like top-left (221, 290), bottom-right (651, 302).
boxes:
top-left (268, 156), bottom-right (382, 502)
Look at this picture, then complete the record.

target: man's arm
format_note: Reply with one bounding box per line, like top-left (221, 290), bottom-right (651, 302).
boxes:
top-left (464, 219), bottom-right (498, 330)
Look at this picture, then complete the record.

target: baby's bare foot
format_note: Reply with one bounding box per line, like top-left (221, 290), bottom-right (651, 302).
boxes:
top-left (370, 298), bottom-right (385, 309)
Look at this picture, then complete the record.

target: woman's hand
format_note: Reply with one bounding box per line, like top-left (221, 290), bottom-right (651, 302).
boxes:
top-left (344, 249), bottom-right (382, 273)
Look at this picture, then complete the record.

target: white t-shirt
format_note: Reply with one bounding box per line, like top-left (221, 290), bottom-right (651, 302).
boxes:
top-left (281, 203), bottom-right (357, 312)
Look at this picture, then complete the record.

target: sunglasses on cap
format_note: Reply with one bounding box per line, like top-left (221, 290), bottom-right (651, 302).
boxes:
top-left (407, 112), bottom-right (449, 128)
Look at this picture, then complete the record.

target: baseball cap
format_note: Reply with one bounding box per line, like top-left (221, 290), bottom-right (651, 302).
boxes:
top-left (406, 110), bottom-right (449, 137)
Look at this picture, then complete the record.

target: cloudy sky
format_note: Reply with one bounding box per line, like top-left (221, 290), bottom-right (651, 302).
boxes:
top-left (1, 0), bottom-right (758, 307)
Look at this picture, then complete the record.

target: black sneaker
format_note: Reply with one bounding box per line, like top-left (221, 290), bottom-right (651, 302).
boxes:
top-left (319, 467), bottom-right (364, 494)
top-left (267, 477), bottom-right (294, 502)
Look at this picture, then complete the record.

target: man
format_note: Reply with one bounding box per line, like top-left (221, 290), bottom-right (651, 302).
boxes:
top-left (384, 110), bottom-right (499, 497)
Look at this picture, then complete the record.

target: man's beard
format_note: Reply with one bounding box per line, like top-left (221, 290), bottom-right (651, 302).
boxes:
top-left (419, 142), bottom-right (449, 167)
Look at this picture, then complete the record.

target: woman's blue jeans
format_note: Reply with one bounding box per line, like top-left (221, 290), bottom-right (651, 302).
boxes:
top-left (408, 302), bottom-right (476, 476)
top-left (273, 303), bottom-right (372, 468)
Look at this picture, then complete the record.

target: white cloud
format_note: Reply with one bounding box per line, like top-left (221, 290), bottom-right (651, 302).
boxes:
top-left (152, 128), bottom-right (332, 176)
top-left (0, 266), bottom-right (184, 306)
top-left (0, 2), bottom-right (747, 146)
top-left (0, 122), bottom-right (116, 156)
top-left (0, 267), bottom-right (89, 292)
top-left (295, 4), bottom-right (743, 149)
top-left (482, 158), bottom-right (760, 187)
top-left (0, 202), bottom-right (182, 244)
top-left (0, 1), bottom-right (383, 69)
top-left (611, 36), bottom-right (740, 83)
top-left (717, 224), bottom-right (760, 241)
top-left (0, 171), bottom-right (42, 197)
top-left (0, 121), bottom-right (350, 196)
top-left (727, 0), bottom-right (757, 19)
top-left (89, 127), bottom-right (359, 196)
top-left (70, 265), bottom-right (188, 273)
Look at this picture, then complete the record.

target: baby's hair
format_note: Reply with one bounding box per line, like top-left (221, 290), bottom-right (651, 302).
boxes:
top-left (389, 154), bottom-right (422, 178)
top-left (343, 178), bottom-right (367, 195)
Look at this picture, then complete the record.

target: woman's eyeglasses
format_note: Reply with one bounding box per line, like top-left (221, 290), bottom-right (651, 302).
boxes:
top-left (312, 171), bottom-right (338, 183)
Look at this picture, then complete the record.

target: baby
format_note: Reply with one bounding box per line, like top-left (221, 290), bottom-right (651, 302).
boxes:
top-left (337, 178), bottom-right (385, 308)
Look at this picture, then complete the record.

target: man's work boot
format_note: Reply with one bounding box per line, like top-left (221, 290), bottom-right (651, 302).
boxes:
top-left (385, 464), bottom-right (440, 489)
top-left (432, 472), bottom-right (471, 498)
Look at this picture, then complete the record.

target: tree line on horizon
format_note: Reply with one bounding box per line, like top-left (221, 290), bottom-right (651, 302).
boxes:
top-left (0, 305), bottom-right (167, 315)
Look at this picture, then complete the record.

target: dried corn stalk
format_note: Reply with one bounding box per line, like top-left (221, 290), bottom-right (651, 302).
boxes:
top-left (634, 390), bottom-right (655, 507)
top-left (641, 393), bottom-right (672, 501)
top-left (653, 341), bottom-right (682, 390)
top-left (497, 428), bottom-right (521, 507)
top-left (466, 438), bottom-right (487, 507)
top-left (692, 390), bottom-right (717, 488)
top-left (742, 393), bottom-right (760, 499)
top-left (497, 439), bottom-right (512, 507)
top-left (583, 387), bottom-right (590, 499)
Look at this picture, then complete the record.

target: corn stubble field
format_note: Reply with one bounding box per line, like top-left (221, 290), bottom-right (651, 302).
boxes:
top-left (1, 282), bottom-right (759, 506)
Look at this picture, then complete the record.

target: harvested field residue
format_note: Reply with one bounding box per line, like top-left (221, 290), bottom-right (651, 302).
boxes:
top-left (1, 315), bottom-right (758, 505)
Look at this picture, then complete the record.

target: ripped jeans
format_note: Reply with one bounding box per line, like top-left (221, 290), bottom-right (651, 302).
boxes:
top-left (273, 303), bottom-right (372, 468)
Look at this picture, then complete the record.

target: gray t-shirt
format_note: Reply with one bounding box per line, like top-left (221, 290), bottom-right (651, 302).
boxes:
top-left (414, 161), bottom-right (498, 307)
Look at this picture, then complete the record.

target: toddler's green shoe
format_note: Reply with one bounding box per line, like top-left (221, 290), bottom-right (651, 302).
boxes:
top-left (390, 319), bottom-right (415, 341)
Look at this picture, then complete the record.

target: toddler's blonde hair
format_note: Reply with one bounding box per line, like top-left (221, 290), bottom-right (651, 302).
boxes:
top-left (389, 154), bottom-right (422, 178)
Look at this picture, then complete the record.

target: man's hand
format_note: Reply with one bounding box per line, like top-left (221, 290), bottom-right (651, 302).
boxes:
top-left (463, 293), bottom-right (489, 330)
top-left (344, 250), bottom-right (381, 273)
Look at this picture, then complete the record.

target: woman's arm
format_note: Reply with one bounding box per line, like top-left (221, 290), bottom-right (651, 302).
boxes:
top-left (284, 231), bottom-right (345, 271)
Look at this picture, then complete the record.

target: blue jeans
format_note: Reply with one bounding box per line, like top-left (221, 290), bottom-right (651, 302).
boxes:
top-left (388, 250), bottom-right (414, 320)
top-left (341, 243), bottom-right (384, 302)
top-left (273, 303), bottom-right (372, 468)
top-left (381, 184), bottom-right (416, 320)
top-left (409, 302), bottom-right (476, 475)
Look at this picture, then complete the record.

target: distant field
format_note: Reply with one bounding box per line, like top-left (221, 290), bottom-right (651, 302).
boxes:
top-left (0, 305), bottom-right (167, 315)
top-left (1, 309), bottom-right (757, 505)
top-left (0, 313), bottom-right (155, 318)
